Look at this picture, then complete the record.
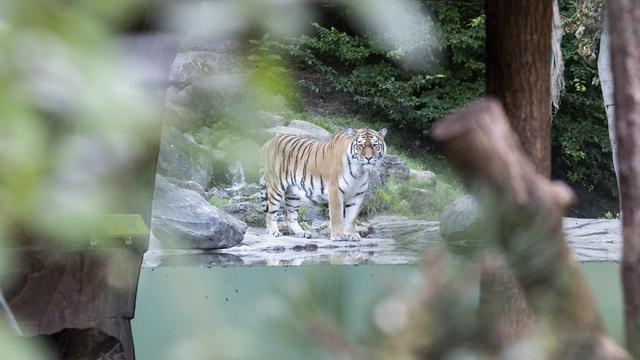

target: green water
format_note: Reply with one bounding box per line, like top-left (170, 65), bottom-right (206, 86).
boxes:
top-left (132, 263), bottom-right (622, 359)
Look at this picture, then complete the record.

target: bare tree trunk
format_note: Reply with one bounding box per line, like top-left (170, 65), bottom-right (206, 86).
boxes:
top-left (551, 0), bottom-right (565, 111)
top-left (598, 12), bottom-right (620, 194)
top-left (479, 0), bottom-right (554, 347)
top-left (485, 0), bottom-right (553, 176)
top-left (606, 0), bottom-right (640, 356)
top-left (434, 98), bottom-right (628, 359)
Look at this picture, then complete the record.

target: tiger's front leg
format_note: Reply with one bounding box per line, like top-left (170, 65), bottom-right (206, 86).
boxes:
top-left (328, 183), bottom-right (349, 241)
top-left (343, 192), bottom-right (366, 240)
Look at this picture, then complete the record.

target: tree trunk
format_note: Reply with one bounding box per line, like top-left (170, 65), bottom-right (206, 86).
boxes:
top-left (551, 0), bottom-right (565, 111)
top-left (606, 0), bottom-right (640, 356)
top-left (479, 0), bottom-right (554, 347)
top-left (598, 12), bottom-right (621, 196)
top-left (485, 0), bottom-right (553, 176)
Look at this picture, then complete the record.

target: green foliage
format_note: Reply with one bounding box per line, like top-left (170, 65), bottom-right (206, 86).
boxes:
top-left (362, 169), bottom-right (463, 221)
top-left (251, 0), bottom-right (486, 131)
top-left (363, 178), bottom-right (413, 217)
top-left (564, 0), bottom-right (604, 60)
top-left (208, 196), bottom-right (232, 208)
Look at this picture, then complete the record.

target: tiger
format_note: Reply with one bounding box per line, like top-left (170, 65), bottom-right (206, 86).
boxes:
top-left (261, 127), bottom-right (387, 241)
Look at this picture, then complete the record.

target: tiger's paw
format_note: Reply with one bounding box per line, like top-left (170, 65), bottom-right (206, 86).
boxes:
top-left (330, 233), bottom-right (349, 241)
top-left (267, 229), bottom-right (283, 237)
top-left (294, 231), bottom-right (312, 239)
top-left (331, 233), bottom-right (361, 241)
top-left (346, 233), bottom-right (361, 241)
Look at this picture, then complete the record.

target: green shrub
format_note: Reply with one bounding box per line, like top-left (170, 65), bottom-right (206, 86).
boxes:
top-left (209, 196), bottom-right (232, 208)
top-left (250, 0), bottom-right (485, 132)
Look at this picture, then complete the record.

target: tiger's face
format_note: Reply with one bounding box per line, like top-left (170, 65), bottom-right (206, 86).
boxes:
top-left (348, 128), bottom-right (387, 167)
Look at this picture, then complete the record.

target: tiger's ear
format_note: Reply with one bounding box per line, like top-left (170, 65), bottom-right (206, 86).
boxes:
top-left (346, 128), bottom-right (355, 138)
top-left (378, 128), bottom-right (387, 139)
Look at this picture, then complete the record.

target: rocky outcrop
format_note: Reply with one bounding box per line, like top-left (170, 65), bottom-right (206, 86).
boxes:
top-left (156, 126), bottom-right (225, 188)
top-left (439, 195), bottom-right (480, 241)
top-left (409, 168), bottom-right (437, 190)
top-left (379, 155), bottom-right (411, 181)
top-left (151, 176), bottom-right (247, 249)
top-left (368, 215), bottom-right (440, 244)
top-left (265, 120), bottom-right (333, 140)
top-left (164, 42), bottom-right (244, 129)
top-left (564, 217), bottom-right (621, 262)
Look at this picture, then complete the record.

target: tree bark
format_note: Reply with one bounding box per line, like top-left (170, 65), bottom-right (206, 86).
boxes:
top-left (433, 98), bottom-right (628, 358)
top-left (485, 0), bottom-right (553, 176)
top-left (606, 0), bottom-right (640, 356)
top-left (598, 12), bottom-right (620, 194)
top-left (479, 0), bottom-right (554, 346)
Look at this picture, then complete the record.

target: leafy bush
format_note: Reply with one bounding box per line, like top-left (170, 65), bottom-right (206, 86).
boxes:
top-left (251, 0), bottom-right (485, 132)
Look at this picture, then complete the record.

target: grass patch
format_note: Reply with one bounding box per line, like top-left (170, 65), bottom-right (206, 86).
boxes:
top-left (209, 197), bottom-right (233, 208)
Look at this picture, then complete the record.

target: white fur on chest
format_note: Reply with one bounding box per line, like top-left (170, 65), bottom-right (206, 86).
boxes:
top-left (338, 155), bottom-right (370, 199)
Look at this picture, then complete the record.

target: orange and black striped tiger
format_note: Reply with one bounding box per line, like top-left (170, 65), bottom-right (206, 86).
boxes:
top-left (261, 128), bottom-right (387, 240)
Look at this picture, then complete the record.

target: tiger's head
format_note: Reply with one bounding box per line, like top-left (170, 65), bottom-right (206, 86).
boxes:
top-left (347, 128), bottom-right (387, 168)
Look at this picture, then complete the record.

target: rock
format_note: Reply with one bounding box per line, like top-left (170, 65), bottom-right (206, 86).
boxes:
top-left (563, 218), bottom-right (622, 261)
top-left (165, 177), bottom-right (207, 197)
top-left (367, 215), bottom-right (441, 245)
top-left (242, 183), bottom-right (261, 196)
top-left (169, 51), bottom-right (236, 85)
top-left (288, 120), bottom-right (333, 139)
top-left (364, 154), bottom-right (411, 202)
top-left (409, 169), bottom-right (437, 189)
top-left (265, 120), bottom-right (332, 140)
top-left (207, 187), bottom-right (230, 200)
top-left (439, 195), bottom-right (480, 241)
top-left (151, 175), bottom-right (247, 249)
top-left (257, 111), bottom-right (286, 127)
top-left (156, 126), bottom-right (223, 188)
top-left (380, 155), bottom-right (410, 181)
top-left (223, 202), bottom-right (265, 227)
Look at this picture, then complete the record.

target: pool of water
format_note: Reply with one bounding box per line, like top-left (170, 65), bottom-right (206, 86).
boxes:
top-left (132, 262), bottom-right (622, 359)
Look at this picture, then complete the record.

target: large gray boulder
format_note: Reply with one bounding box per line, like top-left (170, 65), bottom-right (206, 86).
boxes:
top-left (156, 126), bottom-right (224, 188)
top-left (409, 168), bottom-right (437, 190)
top-left (151, 175), bottom-right (247, 249)
top-left (439, 195), bottom-right (480, 241)
top-left (265, 120), bottom-right (332, 141)
top-left (380, 155), bottom-right (410, 180)
top-left (365, 154), bottom-right (411, 201)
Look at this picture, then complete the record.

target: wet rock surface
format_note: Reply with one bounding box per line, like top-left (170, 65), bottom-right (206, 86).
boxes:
top-left (156, 126), bottom-right (223, 187)
top-left (564, 217), bottom-right (621, 262)
top-left (144, 216), bottom-right (623, 267)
